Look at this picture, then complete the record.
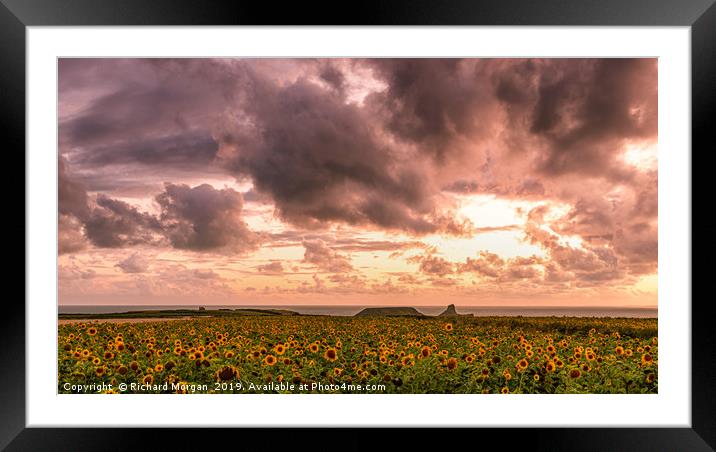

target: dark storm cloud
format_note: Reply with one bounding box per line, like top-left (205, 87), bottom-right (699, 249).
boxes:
top-left (58, 159), bottom-right (259, 254)
top-left (156, 183), bottom-right (259, 253)
top-left (83, 195), bottom-right (162, 248)
top-left (73, 131), bottom-right (218, 168)
top-left (58, 157), bottom-right (161, 249)
top-left (59, 58), bottom-right (658, 273)
top-left (494, 59), bottom-right (658, 178)
top-left (364, 58), bottom-right (497, 162)
top-left (318, 61), bottom-right (346, 94)
top-left (59, 59), bottom-right (232, 194)
top-left (215, 65), bottom-right (471, 236)
top-left (58, 157), bottom-right (90, 219)
top-left (60, 59), bottom-right (229, 147)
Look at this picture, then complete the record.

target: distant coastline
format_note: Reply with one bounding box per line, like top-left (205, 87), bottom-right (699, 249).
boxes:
top-left (59, 304), bottom-right (657, 318)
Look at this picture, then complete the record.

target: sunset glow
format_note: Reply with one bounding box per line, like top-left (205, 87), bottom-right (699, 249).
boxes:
top-left (58, 58), bottom-right (657, 307)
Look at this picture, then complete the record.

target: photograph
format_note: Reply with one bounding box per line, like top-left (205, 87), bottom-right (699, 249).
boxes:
top-left (57, 57), bottom-right (659, 395)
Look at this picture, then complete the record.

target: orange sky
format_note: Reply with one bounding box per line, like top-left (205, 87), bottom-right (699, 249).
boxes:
top-left (58, 58), bottom-right (657, 307)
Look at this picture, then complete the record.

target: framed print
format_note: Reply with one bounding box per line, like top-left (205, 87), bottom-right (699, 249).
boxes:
top-left (4, 0), bottom-right (713, 449)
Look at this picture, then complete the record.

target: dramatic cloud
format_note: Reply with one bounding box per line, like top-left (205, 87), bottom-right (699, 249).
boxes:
top-left (58, 58), bottom-right (658, 305)
top-left (156, 183), bottom-right (259, 253)
top-left (58, 160), bottom-right (259, 254)
top-left (83, 195), bottom-right (163, 248)
top-left (302, 240), bottom-right (354, 273)
top-left (216, 67), bottom-right (469, 235)
top-left (58, 158), bottom-right (90, 219)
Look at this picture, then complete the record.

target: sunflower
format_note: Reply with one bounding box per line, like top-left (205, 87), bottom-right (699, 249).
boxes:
top-left (264, 354), bottom-right (277, 366)
top-left (309, 344), bottom-right (319, 353)
top-left (274, 344), bottom-right (286, 355)
top-left (446, 358), bottom-right (458, 370)
top-left (444, 324), bottom-right (453, 332)
top-left (645, 373), bottom-right (656, 384)
top-left (421, 346), bottom-right (431, 358)
top-left (87, 327), bottom-right (97, 336)
top-left (569, 369), bottom-right (581, 378)
top-left (215, 365), bottom-right (240, 381)
top-left (641, 354), bottom-right (654, 365)
top-left (533, 374), bottom-right (540, 381)
top-left (501, 387), bottom-right (509, 394)
top-left (324, 348), bottom-right (338, 362)
top-left (545, 361), bottom-right (556, 372)
top-left (615, 346), bottom-right (624, 355)
top-left (143, 374), bottom-right (154, 385)
top-left (517, 359), bottom-right (529, 371)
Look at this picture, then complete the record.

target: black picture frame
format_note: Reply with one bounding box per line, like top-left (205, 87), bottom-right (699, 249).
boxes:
top-left (3, 0), bottom-right (711, 449)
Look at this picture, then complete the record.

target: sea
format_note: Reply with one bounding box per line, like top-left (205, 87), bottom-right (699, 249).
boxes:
top-left (59, 305), bottom-right (658, 318)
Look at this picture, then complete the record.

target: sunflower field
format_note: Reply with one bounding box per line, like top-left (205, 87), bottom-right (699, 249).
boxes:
top-left (58, 316), bottom-right (657, 394)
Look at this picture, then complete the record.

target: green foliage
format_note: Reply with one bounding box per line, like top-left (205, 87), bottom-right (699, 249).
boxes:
top-left (58, 316), bottom-right (658, 394)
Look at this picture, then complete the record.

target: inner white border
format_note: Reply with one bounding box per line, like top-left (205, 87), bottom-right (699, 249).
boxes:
top-left (27, 26), bottom-right (691, 427)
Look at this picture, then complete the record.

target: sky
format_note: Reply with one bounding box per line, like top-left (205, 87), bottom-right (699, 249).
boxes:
top-left (58, 58), bottom-right (658, 307)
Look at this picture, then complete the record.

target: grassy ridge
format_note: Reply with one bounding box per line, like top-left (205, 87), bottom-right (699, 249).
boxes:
top-left (59, 308), bottom-right (300, 320)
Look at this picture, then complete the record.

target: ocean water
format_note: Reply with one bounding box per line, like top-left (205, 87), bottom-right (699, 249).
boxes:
top-left (59, 305), bottom-right (657, 318)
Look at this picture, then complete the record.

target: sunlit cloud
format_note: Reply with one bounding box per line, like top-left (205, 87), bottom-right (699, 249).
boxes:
top-left (58, 58), bottom-right (658, 307)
